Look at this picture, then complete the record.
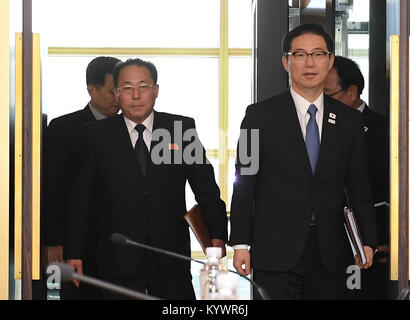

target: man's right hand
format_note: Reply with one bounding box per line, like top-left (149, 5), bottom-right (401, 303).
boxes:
top-left (66, 259), bottom-right (83, 288)
top-left (233, 249), bottom-right (251, 276)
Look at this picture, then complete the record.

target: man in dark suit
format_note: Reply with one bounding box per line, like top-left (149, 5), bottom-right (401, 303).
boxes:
top-left (64, 58), bottom-right (227, 299)
top-left (45, 56), bottom-right (121, 299)
top-left (324, 56), bottom-right (389, 299)
top-left (229, 23), bottom-right (377, 300)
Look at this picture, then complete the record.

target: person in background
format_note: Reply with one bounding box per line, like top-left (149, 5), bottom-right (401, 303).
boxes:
top-left (45, 56), bottom-right (121, 299)
top-left (324, 55), bottom-right (389, 299)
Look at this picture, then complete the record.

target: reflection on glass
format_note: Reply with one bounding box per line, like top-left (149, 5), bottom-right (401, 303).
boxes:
top-left (33, 0), bottom-right (220, 48)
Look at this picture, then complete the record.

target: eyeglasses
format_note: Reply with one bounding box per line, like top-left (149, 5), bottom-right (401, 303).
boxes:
top-left (284, 51), bottom-right (332, 63)
top-left (327, 88), bottom-right (344, 97)
top-left (117, 83), bottom-right (155, 95)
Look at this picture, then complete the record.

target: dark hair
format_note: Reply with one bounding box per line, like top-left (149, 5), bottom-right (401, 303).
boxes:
top-left (282, 23), bottom-right (334, 55)
top-left (113, 58), bottom-right (158, 87)
top-left (86, 56), bottom-right (121, 87)
top-left (333, 56), bottom-right (364, 95)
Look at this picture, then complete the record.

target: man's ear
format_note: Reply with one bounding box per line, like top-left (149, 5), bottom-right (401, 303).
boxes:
top-left (153, 84), bottom-right (159, 99)
top-left (282, 55), bottom-right (289, 73)
top-left (114, 87), bottom-right (119, 102)
top-left (87, 84), bottom-right (96, 98)
top-left (328, 53), bottom-right (335, 70)
top-left (347, 84), bottom-right (358, 98)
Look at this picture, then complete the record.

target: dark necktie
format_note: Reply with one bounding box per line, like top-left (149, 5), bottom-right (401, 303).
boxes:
top-left (135, 124), bottom-right (149, 177)
top-left (305, 104), bottom-right (320, 224)
top-left (305, 104), bottom-right (320, 174)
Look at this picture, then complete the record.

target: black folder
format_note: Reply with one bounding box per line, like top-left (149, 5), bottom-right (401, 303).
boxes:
top-left (344, 206), bottom-right (367, 265)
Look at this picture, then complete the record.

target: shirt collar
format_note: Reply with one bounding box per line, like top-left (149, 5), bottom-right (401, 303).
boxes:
top-left (357, 101), bottom-right (366, 113)
top-left (124, 110), bottom-right (154, 135)
top-left (88, 102), bottom-right (108, 121)
top-left (290, 87), bottom-right (324, 116)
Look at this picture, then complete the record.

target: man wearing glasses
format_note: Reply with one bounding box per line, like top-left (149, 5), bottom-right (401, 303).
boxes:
top-left (229, 23), bottom-right (377, 299)
top-left (64, 58), bottom-right (227, 299)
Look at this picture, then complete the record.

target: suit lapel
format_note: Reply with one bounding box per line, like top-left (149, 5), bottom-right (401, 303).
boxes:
top-left (276, 91), bottom-right (313, 175)
top-left (315, 96), bottom-right (338, 175)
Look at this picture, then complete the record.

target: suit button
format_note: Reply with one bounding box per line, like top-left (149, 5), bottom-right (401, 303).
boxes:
top-left (144, 189), bottom-right (151, 196)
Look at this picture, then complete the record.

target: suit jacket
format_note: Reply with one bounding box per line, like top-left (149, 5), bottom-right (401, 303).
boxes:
top-left (229, 90), bottom-right (377, 274)
top-left (64, 111), bottom-right (227, 279)
top-left (362, 105), bottom-right (389, 245)
top-left (45, 105), bottom-right (96, 246)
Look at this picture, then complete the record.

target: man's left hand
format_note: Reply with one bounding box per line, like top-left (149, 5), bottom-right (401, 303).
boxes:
top-left (355, 245), bottom-right (374, 269)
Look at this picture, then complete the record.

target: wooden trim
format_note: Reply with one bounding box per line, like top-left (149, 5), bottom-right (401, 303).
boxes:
top-left (399, 0), bottom-right (410, 291)
top-left (22, 0), bottom-right (33, 300)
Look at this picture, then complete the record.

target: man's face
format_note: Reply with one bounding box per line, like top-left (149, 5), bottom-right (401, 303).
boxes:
top-left (282, 33), bottom-right (334, 95)
top-left (88, 74), bottom-right (119, 116)
top-left (324, 68), bottom-right (355, 107)
top-left (116, 65), bottom-right (159, 124)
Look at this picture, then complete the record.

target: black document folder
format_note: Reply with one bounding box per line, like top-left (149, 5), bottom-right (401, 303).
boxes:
top-left (344, 206), bottom-right (367, 265)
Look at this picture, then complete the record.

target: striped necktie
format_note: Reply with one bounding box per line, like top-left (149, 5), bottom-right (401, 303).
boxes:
top-left (134, 124), bottom-right (149, 177)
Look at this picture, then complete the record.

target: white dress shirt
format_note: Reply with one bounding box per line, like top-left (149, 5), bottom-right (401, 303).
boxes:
top-left (357, 101), bottom-right (366, 113)
top-left (290, 87), bottom-right (324, 142)
top-left (232, 88), bottom-right (324, 250)
top-left (123, 111), bottom-right (154, 150)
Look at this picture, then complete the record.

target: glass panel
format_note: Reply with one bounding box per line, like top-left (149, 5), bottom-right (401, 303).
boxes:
top-left (334, 0), bottom-right (369, 102)
top-left (151, 57), bottom-right (219, 149)
top-left (229, 0), bottom-right (253, 48)
top-left (43, 56), bottom-right (91, 122)
top-left (348, 34), bottom-right (369, 102)
top-left (44, 56), bottom-right (219, 148)
top-left (228, 57), bottom-right (252, 149)
top-left (32, 0), bottom-right (220, 48)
